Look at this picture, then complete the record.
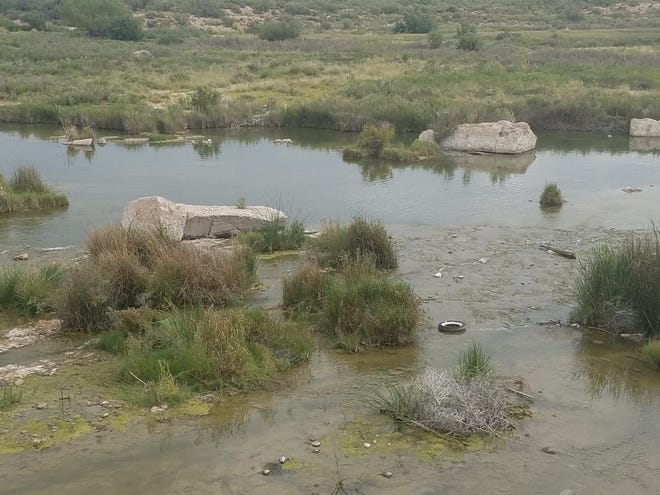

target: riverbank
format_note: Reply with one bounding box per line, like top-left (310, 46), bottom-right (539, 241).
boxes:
top-left (0, 27), bottom-right (658, 135)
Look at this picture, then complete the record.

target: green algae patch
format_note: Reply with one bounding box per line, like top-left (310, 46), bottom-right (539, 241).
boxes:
top-left (334, 415), bottom-right (494, 460)
top-left (281, 458), bottom-right (307, 471)
top-left (173, 398), bottom-right (211, 417)
top-left (0, 415), bottom-right (91, 453)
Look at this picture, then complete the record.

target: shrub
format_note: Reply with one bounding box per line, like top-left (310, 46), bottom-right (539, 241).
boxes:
top-left (357, 124), bottom-right (395, 157)
top-left (253, 19), bottom-right (301, 41)
top-left (312, 217), bottom-right (398, 270)
top-left (394, 12), bottom-right (435, 34)
top-left (319, 259), bottom-right (421, 351)
top-left (61, 0), bottom-right (143, 41)
top-left (10, 166), bottom-right (47, 193)
top-left (574, 227), bottom-right (660, 337)
top-left (539, 182), bottom-right (564, 207)
top-left (456, 21), bottom-right (481, 51)
top-left (428, 28), bottom-right (443, 48)
top-left (189, 87), bottom-right (221, 115)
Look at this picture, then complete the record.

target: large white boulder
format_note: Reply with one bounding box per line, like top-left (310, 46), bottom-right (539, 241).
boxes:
top-left (630, 118), bottom-right (660, 137)
top-left (121, 196), bottom-right (287, 240)
top-left (440, 121), bottom-right (537, 154)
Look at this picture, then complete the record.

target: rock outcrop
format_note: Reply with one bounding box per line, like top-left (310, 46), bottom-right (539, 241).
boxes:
top-left (630, 118), bottom-right (660, 137)
top-left (121, 196), bottom-right (287, 240)
top-left (440, 121), bottom-right (537, 154)
top-left (417, 129), bottom-right (437, 143)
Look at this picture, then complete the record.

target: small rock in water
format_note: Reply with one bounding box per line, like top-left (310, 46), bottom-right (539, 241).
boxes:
top-left (559, 490), bottom-right (574, 495)
top-left (312, 448), bottom-right (321, 454)
top-left (310, 440), bottom-right (321, 448)
top-left (261, 469), bottom-right (271, 476)
top-left (381, 471), bottom-right (393, 479)
top-left (279, 456), bottom-right (287, 464)
top-left (101, 412), bottom-right (110, 418)
top-left (622, 186), bottom-right (643, 193)
top-left (478, 257), bottom-right (488, 264)
top-left (13, 253), bottom-right (29, 261)
top-left (363, 442), bottom-right (371, 448)
top-left (541, 446), bottom-right (558, 455)
top-left (433, 271), bottom-right (443, 278)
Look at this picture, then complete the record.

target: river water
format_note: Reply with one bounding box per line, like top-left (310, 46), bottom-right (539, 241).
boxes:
top-left (1, 126), bottom-right (660, 494)
top-left (0, 126), bottom-right (658, 249)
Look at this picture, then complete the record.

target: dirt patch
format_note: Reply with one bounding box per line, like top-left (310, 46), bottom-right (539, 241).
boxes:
top-left (0, 320), bottom-right (60, 354)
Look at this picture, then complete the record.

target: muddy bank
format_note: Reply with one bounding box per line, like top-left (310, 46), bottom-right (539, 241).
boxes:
top-left (1, 224), bottom-right (659, 495)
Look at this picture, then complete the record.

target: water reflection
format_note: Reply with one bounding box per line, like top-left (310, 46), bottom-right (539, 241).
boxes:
top-left (65, 145), bottom-right (95, 164)
top-left (573, 333), bottom-right (660, 402)
top-left (192, 140), bottom-right (221, 159)
top-left (629, 137), bottom-right (660, 153)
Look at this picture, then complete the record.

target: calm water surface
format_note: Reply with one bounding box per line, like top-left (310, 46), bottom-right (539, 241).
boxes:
top-left (0, 125), bottom-right (658, 248)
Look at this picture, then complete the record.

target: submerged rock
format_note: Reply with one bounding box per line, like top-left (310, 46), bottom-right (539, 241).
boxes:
top-left (121, 196), bottom-right (287, 240)
top-left (0, 360), bottom-right (57, 381)
top-left (630, 118), bottom-right (660, 137)
top-left (0, 320), bottom-right (61, 354)
top-left (440, 121), bottom-right (537, 154)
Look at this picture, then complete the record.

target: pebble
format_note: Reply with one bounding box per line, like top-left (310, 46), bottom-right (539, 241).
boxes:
top-left (279, 456), bottom-right (287, 464)
top-left (312, 448), bottom-right (320, 454)
top-left (101, 412), bottom-right (109, 418)
top-left (261, 469), bottom-right (270, 476)
top-left (541, 446), bottom-right (558, 455)
top-left (150, 405), bottom-right (167, 414)
top-left (310, 440), bottom-right (321, 448)
top-left (363, 442), bottom-right (371, 448)
top-left (35, 402), bottom-right (48, 410)
top-left (13, 253), bottom-right (29, 261)
top-left (14, 379), bottom-right (24, 386)
top-left (381, 471), bottom-right (393, 479)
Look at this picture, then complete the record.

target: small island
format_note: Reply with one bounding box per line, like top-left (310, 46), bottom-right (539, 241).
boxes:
top-left (0, 167), bottom-right (68, 214)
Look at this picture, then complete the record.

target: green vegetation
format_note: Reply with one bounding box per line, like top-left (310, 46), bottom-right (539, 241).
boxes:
top-left (283, 257), bottom-right (422, 351)
top-left (311, 217), bottom-right (398, 270)
top-left (0, 263), bottom-right (65, 316)
top-left (539, 182), bottom-right (564, 207)
top-left (574, 226), bottom-right (660, 337)
top-left (394, 12), bottom-right (435, 34)
top-left (0, 386), bottom-right (22, 410)
top-left (344, 124), bottom-right (439, 162)
top-left (61, 0), bottom-right (143, 41)
top-left (456, 342), bottom-right (494, 381)
top-left (0, 167), bottom-right (69, 213)
top-left (57, 225), bottom-right (257, 332)
top-left (251, 19), bottom-right (301, 41)
top-left (239, 218), bottom-right (305, 253)
top-left (641, 340), bottom-right (660, 367)
top-left (0, 1), bottom-right (656, 134)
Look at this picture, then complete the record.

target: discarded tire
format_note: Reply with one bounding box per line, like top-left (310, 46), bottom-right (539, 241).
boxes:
top-left (438, 320), bottom-right (466, 334)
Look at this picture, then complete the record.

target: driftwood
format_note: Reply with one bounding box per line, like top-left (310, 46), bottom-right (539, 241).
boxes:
top-left (539, 243), bottom-right (576, 259)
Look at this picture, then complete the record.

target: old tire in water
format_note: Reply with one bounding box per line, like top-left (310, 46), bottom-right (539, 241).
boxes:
top-left (438, 320), bottom-right (466, 334)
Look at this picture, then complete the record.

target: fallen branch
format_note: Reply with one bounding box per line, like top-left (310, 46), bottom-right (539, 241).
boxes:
top-left (539, 243), bottom-right (576, 259)
top-left (506, 387), bottom-right (534, 402)
top-left (129, 371), bottom-right (148, 386)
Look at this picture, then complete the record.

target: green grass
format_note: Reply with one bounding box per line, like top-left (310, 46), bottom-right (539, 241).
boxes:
top-left (238, 218), bottom-right (306, 254)
top-left (456, 342), bottom-right (494, 381)
top-left (0, 167), bottom-right (68, 213)
top-left (282, 261), bottom-right (331, 315)
top-left (312, 217), bottom-right (398, 270)
top-left (539, 182), bottom-right (564, 207)
top-left (574, 226), bottom-right (660, 337)
top-left (0, 263), bottom-right (66, 316)
top-left (117, 307), bottom-right (314, 392)
top-left (641, 340), bottom-right (660, 367)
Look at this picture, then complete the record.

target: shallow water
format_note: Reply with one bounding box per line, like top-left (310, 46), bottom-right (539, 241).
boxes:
top-left (1, 127), bottom-right (660, 494)
top-left (0, 126), bottom-right (658, 249)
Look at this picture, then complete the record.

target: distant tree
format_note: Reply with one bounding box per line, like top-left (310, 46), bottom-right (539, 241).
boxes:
top-left (428, 27), bottom-right (443, 48)
top-left (456, 21), bottom-right (481, 51)
top-left (394, 12), bottom-right (435, 34)
top-left (61, 0), bottom-right (143, 40)
top-left (253, 19), bottom-right (301, 41)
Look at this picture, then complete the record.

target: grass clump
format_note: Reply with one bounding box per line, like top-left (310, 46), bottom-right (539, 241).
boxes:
top-left (119, 307), bottom-right (313, 392)
top-left (239, 219), bottom-right (305, 254)
top-left (456, 342), bottom-right (495, 381)
top-left (574, 226), bottom-right (660, 337)
top-left (57, 225), bottom-right (257, 332)
top-left (284, 258), bottom-right (421, 351)
top-left (312, 217), bottom-right (398, 270)
top-left (641, 340), bottom-right (660, 367)
top-left (0, 263), bottom-right (66, 317)
top-left (539, 182), bottom-right (564, 207)
top-left (0, 167), bottom-right (68, 213)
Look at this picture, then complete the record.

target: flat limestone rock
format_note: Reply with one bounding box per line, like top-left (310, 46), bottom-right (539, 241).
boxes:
top-left (630, 118), bottom-right (660, 137)
top-left (121, 196), bottom-right (287, 240)
top-left (440, 121), bottom-right (537, 154)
